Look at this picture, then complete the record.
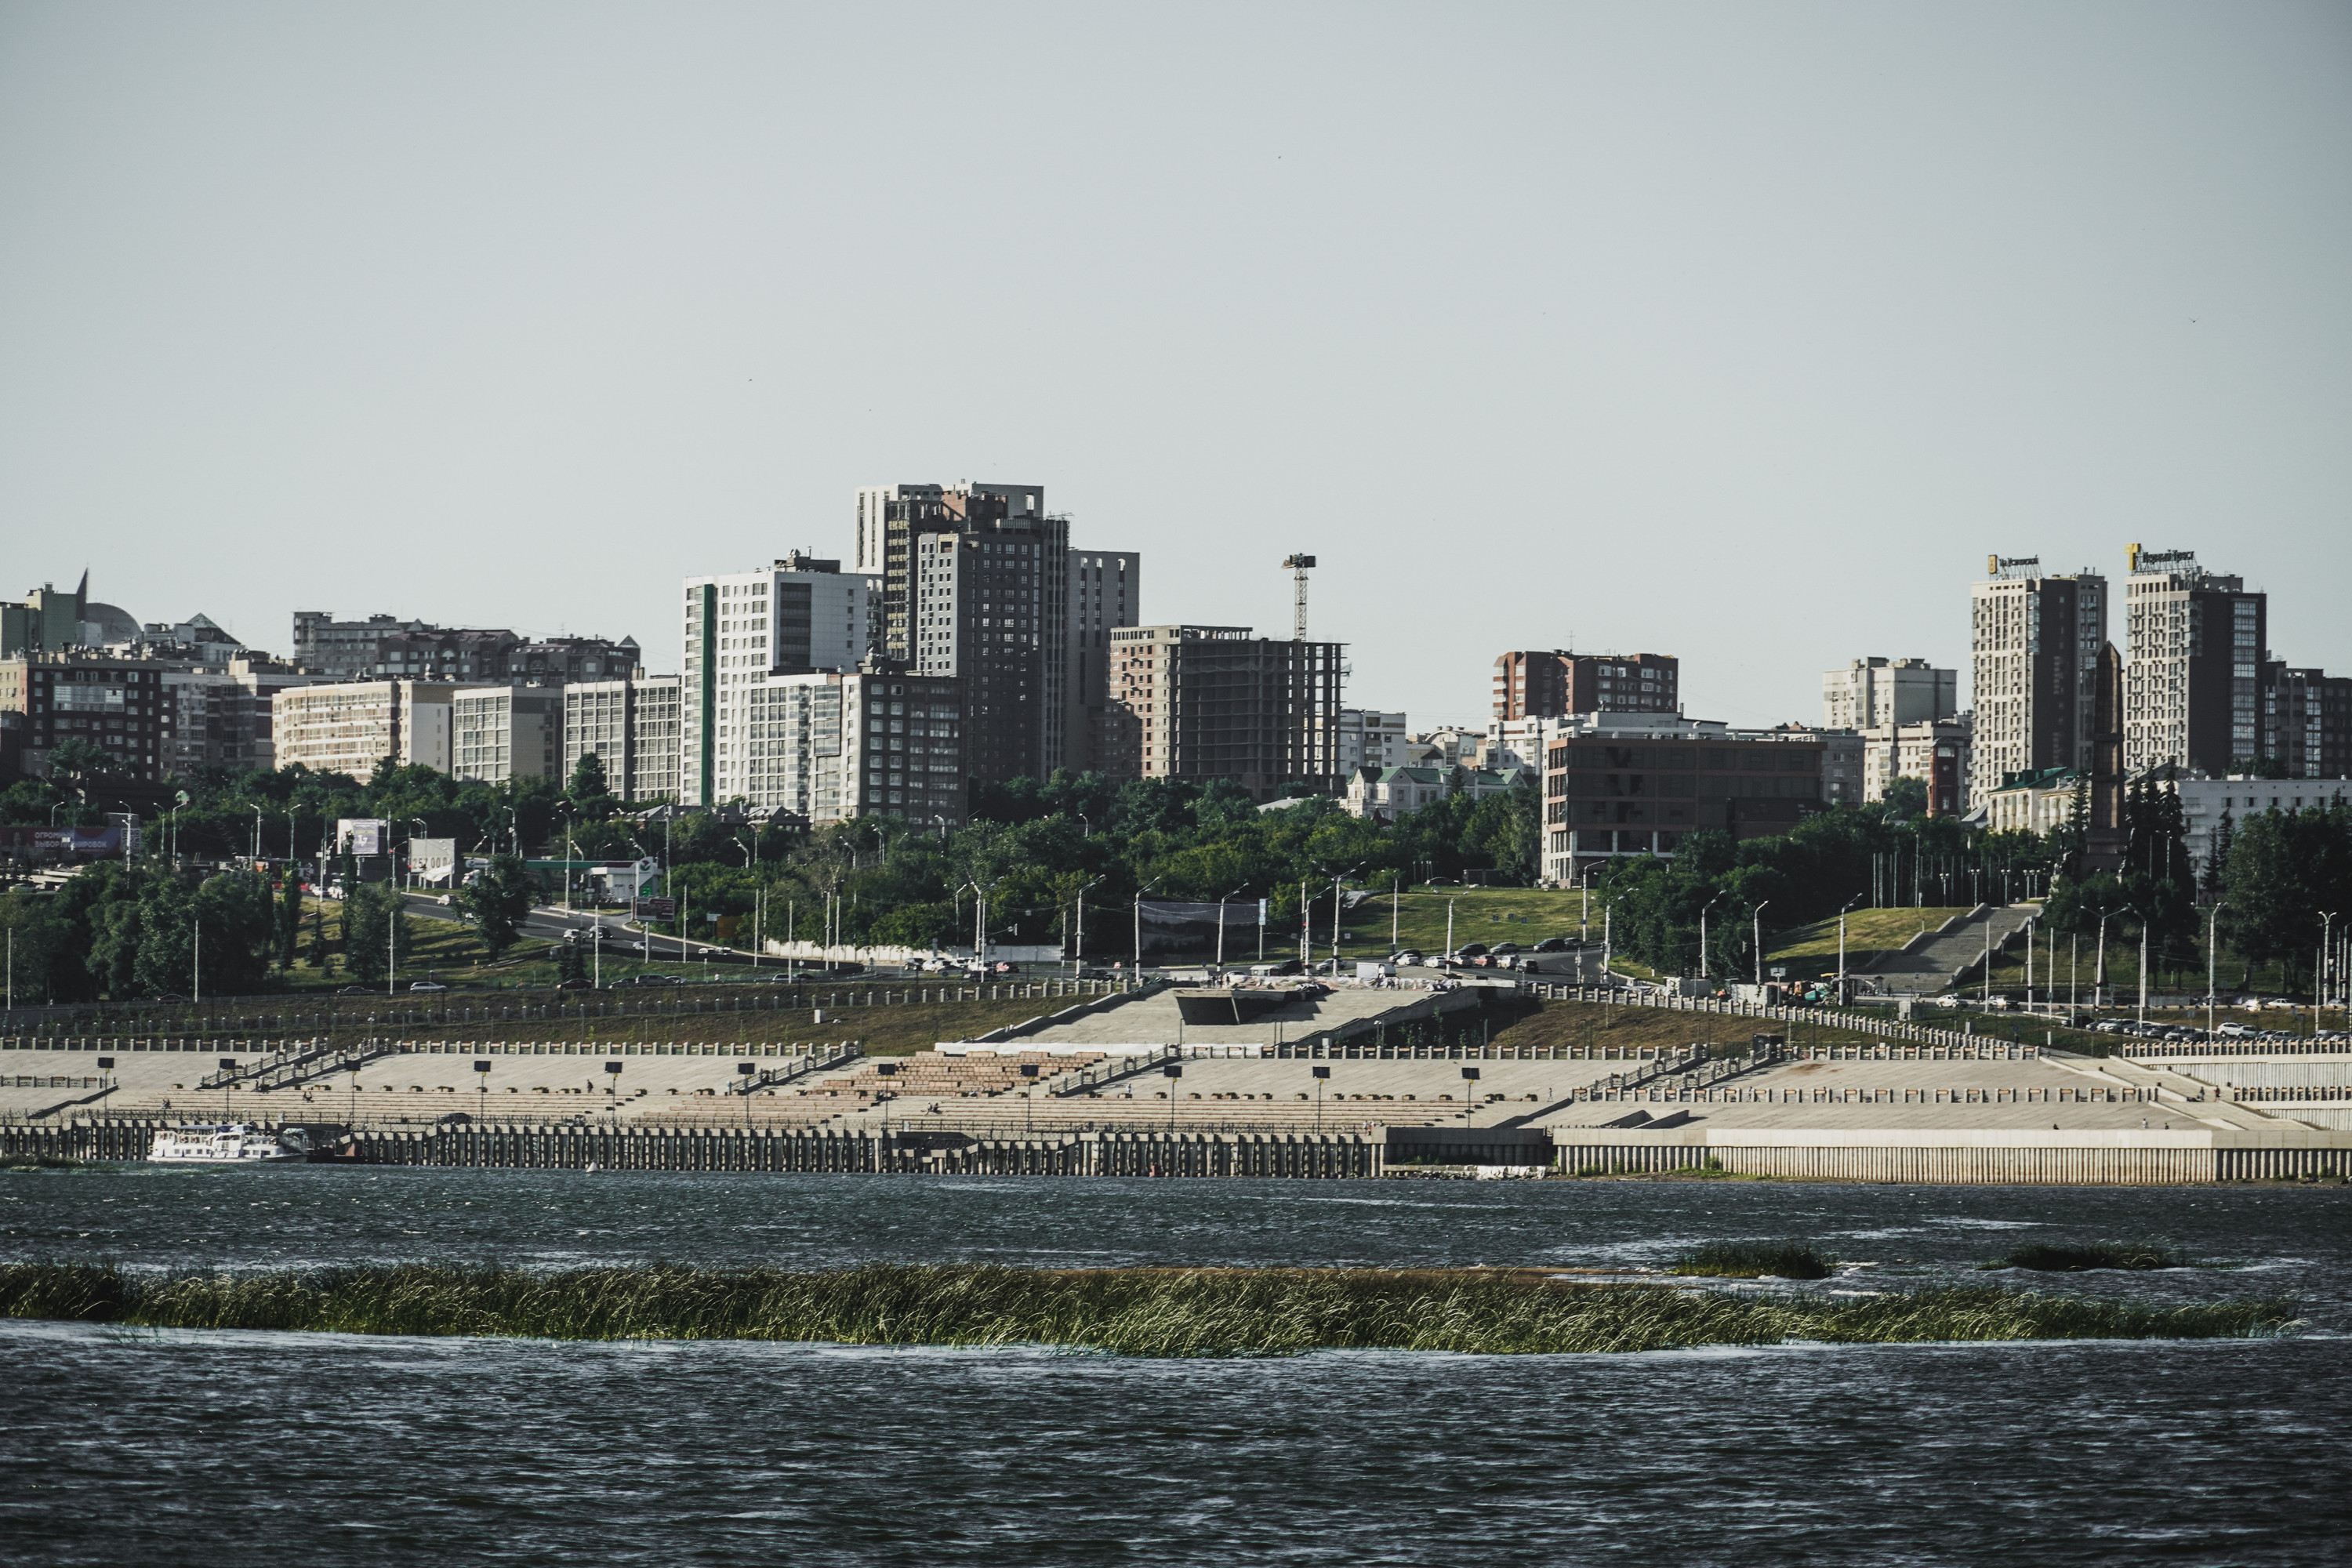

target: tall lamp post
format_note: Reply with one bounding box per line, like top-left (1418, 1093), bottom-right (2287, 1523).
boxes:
top-left (2321, 912), bottom-right (2339, 1039)
top-left (1697, 891), bottom-right (1726, 982)
top-left (1131, 879), bottom-right (1162, 983)
top-left (1215, 884), bottom-right (1248, 974)
top-left (1836, 893), bottom-right (1864, 1001)
top-left (1751, 900), bottom-right (1771, 989)
top-left (2206, 901), bottom-right (2225, 1044)
top-left (1073, 877), bottom-right (1102, 977)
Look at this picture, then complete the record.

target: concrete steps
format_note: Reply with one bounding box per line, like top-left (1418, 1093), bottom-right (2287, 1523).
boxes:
top-left (1867, 904), bottom-right (2038, 996)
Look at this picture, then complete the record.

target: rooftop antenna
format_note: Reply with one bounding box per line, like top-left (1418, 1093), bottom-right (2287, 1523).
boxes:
top-left (1281, 554), bottom-right (1316, 641)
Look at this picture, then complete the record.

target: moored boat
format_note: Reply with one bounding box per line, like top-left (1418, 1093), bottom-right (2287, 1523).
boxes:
top-left (147, 1123), bottom-right (303, 1164)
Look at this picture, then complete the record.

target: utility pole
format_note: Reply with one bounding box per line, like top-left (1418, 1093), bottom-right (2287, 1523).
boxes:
top-left (1281, 554), bottom-right (1316, 641)
top-left (1753, 901), bottom-right (1770, 989)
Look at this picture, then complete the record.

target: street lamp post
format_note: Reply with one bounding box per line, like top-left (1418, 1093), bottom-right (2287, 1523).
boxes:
top-left (2321, 912), bottom-right (2339, 1038)
top-left (2094, 908), bottom-right (2111, 1012)
top-left (1836, 894), bottom-right (1863, 1001)
top-left (1751, 901), bottom-right (1770, 989)
top-left (1698, 891), bottom-right (1726, 982)
top-left (1073, 877), bottom-right (1101, 976)
top-left (1131, 880), bottom-right (1161, 983)
top-left (1215, 884), bottom-right (1247, 974)
top-left (2207, 902), bottom-right (2225, 1044)
top-left (2137, 913), bottom-right (2150, 1026)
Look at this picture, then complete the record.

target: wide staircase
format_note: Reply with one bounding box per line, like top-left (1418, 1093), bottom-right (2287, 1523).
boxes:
top-left (1866, 904), bottom-right (2038, 996)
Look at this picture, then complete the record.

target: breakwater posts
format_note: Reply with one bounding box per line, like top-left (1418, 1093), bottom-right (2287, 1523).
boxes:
top-left (1553, 1139), bottom-right (2352, 1184)
top-left (0, 1117), bottom-right (1381, 1175)
top-left (357, 1123), bottom-right (1382, 1178)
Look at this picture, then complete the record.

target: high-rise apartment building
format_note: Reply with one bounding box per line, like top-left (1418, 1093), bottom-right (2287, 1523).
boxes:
top-left (739, 668), bottom-right (964, 826)
top-left (1493, 651), bottom-right (1678, 722)
top-left (1335, 710), bottom-right (1410, 775)
top-left (1821, 657), bottom-right (1957, 731)
top-left (564, 675), bottom-right (681, 802)
top-left (1066, 550), bottom-right (1142, 774)
top-left (158, 657), bottom-right (328, 776)
top-left (451, 686), bottom-right (565, 785)
top-left (872, 485), bottom-right (1069, 784)
top-left (2263, 666), bottom-right (2351, 780)
top-left (0, 652), bottom-right (169, 782)
top-left (1102, 626), bottom-right (1343, 800)
top-left (1968, 557), bottom-right (2106, 808)
top-left (272, 681), bottom-right (456, 776)
top-left (681, 556), bottom-right (876, 808)
top-left (2123, 546), bottom-right (2267, 777)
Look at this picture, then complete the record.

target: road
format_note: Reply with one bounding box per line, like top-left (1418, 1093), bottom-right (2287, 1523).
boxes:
top-left (398, 893), bottom-right (750, 964)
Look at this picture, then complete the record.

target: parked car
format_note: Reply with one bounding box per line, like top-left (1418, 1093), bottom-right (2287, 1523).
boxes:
top-left (1490, 942), bottom-right (1523, 956)
top-left (408, 981), bottom-right (448, 993)
top-left (1532, 937), bottom-right (1570, 953)
top-left (554, 978), bottom-right (593, 991)
top-left (1392, 949), bottom-right (1425, 966)
top-left (1454, 942), bottom-right (1490, 960)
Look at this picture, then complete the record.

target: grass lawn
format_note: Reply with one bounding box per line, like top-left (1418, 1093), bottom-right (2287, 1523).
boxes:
top-left (1328, 886), bottom-right (1592, 959)
top-left (1765, 907), bottom-right (1973, 971)
top-left (1494, 997), bottom-right (1925, 1054)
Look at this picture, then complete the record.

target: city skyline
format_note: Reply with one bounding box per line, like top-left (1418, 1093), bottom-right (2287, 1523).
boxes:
top-left (3, 5), bottom-right (2347, 728)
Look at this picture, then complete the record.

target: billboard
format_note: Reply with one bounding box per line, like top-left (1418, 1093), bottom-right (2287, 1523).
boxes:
top-left (1134, 899), bottom-right (1267, 956)
top-left (336, 818), bottom-right (391, 857)
top-left (407, 837), bottom-right (458, 885)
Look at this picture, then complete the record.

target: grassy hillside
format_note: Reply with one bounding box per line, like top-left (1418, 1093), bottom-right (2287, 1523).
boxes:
top-left (1327, 887), bottom-right (1592, 959)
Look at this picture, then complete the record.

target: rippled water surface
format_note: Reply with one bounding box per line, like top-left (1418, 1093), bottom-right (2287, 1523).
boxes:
top-left (4, 1168), bottom-right (2348, 1565)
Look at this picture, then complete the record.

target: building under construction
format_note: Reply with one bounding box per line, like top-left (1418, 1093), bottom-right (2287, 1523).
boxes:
top-left (1100, 625), bottom-right (1344, 800)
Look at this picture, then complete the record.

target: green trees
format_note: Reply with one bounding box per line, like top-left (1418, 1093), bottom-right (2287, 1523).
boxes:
top-left (339, 884), bottom-right (411, 986)
top-left (2220, 803), bottom-right (2352, 990)
top-left (461, 855), bottom-right (537, 958)
top-left (0, 865), bottom-right (274, 1001)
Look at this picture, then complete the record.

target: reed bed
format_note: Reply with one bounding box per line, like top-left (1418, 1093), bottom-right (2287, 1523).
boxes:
top-left (0, 1262), bottom-right (2292, 1356)
top-left (1993, 1243), bottom-right (2187, 1273)
top-left (1668, 1241), bottom-right (1833, 1280)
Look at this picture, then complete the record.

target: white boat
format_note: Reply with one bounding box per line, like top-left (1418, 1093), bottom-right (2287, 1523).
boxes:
top-left (147, 1123), bottom-right (303, 1164)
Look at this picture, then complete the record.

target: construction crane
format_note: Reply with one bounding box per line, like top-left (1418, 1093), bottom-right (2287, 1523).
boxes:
top-left (1281, 554), bottom-right (1316, 641)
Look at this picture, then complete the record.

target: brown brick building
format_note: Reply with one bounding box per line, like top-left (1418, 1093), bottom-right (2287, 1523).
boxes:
top-left (1539, 717), bottom-right (1824, 883)
top-left (1494, 650), bottom-right (1679, 722)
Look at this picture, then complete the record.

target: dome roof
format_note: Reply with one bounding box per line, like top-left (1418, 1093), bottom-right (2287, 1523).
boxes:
top-left (78, 601), bottom-right (141, 644)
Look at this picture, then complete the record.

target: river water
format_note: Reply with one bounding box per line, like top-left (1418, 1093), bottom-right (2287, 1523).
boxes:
top-left (3, 1168), bottom-right (2347, 1566)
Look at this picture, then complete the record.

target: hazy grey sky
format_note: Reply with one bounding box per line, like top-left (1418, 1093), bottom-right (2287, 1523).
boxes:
top-left (4, 2), bottom-right (2347, 729)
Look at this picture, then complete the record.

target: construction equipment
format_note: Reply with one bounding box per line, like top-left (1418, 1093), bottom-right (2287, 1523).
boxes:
top-left (1281, 554), bottom-right (1316, 641)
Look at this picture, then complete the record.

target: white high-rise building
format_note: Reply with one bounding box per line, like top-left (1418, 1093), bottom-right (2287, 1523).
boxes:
top-left (681, 554), bottom-right (877, 808)
top-left (1336, 710), bottom-right (1411, 775)
top-left (1969, 557), bottom-right (2106, 808)
top-left (451, 685), bottom-right (564, 784)
top-left (738, 668), bottom-right (964, 826)
top-left (1822, 657), bottom-right (1957, 731)
top-left (564, 674), bottom-right (681, 802)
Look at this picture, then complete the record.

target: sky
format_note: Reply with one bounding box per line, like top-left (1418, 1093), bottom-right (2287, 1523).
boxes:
top-left (3, 2), bottom-right (2348, 731)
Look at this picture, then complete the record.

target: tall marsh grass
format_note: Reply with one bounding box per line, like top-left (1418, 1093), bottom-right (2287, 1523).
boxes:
top-left (1994, 1243), bottom-right (2187, 1273)
top-left (0, 1262), bottom-right (2291, 1356)
top-left (1668, 1242), bottom-right (1833, 1280)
